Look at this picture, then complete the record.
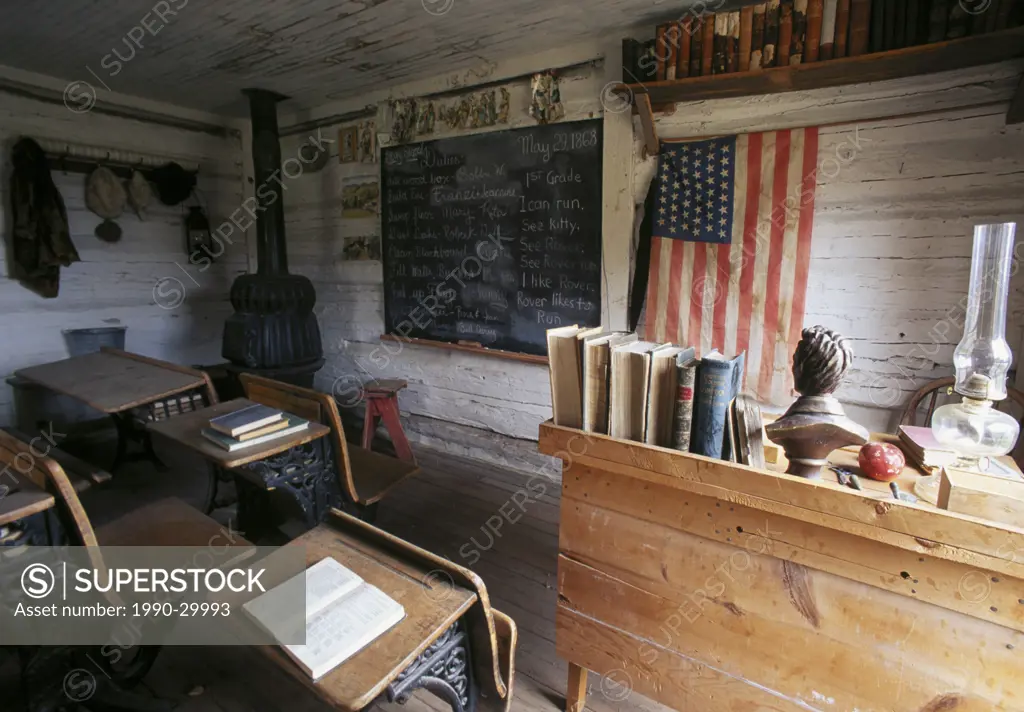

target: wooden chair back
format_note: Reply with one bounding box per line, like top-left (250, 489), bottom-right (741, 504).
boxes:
top-left (328, 510), bottom-right (517, 712)
top-left (0, 430), bottom-right (97, 547)
top-left (238, 374), bottom-right (359, 505)
top-left (900, 376), bottom-right (1024, 466)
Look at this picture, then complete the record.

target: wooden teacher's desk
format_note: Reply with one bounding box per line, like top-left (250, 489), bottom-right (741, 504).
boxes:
top-left (539, 422), bottom-right (1024, 712)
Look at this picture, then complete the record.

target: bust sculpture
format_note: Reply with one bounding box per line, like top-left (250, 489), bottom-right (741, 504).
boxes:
top-left (765, 325), bottom-right (869, 479)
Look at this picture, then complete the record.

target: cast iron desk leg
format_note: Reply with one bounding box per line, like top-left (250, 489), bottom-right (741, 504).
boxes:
top-left (386, 620), bottom-right (477, 712)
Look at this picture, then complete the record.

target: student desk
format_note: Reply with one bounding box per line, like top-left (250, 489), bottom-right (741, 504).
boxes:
top-left (15, 348), bottom-right (217, 472)
top-left (539, 421), bottom-right (1024, 712)
top-left (264, 510), bottom-right (517, 712)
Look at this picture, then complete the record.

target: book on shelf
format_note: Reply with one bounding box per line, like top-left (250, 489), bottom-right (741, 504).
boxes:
top-left (645, 346), bottom-right (690, 448)
top-left (893, 0), bottom-right (908, 47)
top-left (609, 341), bottom-right (665, 442)
top-left (820, 0), bottom-right (838, 58)
top-left (202, 415), bottom-right (309, 452)
top-left (546, 325), bottom-right (601, 429)
top-left (690, 15), bottom-right (705, 77)
top-left (669, 349), bottom-right (699, 452)
top-left (805, 0), bottom-right (824, 60)
top-left (726, 10), bottom-right (741, 73)
top-left (701, 13), bottom-right (716, 75)
top-left (734, 395), bottom-right (766, 469)
top-left (209, 403), bottom-right (284, 438)
top-left (656, 24), bottom-right (669, 80)
top-left (870, 0), bottom-right (888, 50)
top-left (667, 22), bottom-right (681, 79)
top-left (724, 398), bottom-right (739, 463)
top-left (995, 0), bottom-right (1018, 30)
top-left (946, 0), bottom-right (970, 38)
top-left (764, 0), bottom-right (781, 67)
top-left (834, 0), bottom-right (852, 56)
top-left (622, 38), bottom-right (641, 82)
top-left (739, 6), bottom-right (755, 71)
top-left (676, 18), bottom-right (692, 78)
top-left (790, 0), bottom-right (809, 64)
top-left (778, 0), bottom-right (794, 65)
top-left (926, 0), bottom-right (949, 41)
top-left (905, 0), bottom-right (924, 44)
top-left (691, 351), bottom-right (746, 460)
top-left (750, 2), bottom-right (768, 69)
top-left (848, 0), bottom-right (873, 54)
top-left (582, 332), bottom-right (638, 434)
top-left (244, 557), bottom-right (405, 681)
top-left (713, 13), bottom-right (729, 74)
top-left (966, 0), bottom-right (987, 35)
top-left (639, 39), bottom-right (659, 81)
top-left (882, 0), bottom-right (900, 46)
top-left (897, 425), bottom-right (958, 470)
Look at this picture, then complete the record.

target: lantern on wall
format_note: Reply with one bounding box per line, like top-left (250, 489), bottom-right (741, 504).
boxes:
top-left (185, 206), bottom-right (214, 261)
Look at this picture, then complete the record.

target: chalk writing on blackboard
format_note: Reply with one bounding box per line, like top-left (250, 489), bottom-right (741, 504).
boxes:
top-left (380, 119), bottom-right (603, 357)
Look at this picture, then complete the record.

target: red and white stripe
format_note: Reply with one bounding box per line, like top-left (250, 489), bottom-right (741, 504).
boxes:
top-left (644, 127), bottom-right (819, 406)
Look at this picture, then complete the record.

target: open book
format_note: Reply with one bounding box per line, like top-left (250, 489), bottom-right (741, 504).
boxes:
top-left (244, 557), bottom-right (405, 680)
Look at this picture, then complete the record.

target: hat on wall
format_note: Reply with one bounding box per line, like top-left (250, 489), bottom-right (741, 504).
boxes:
top-left (151, 162), bottom-right (197, 206)
top-left (127, 170), bottom-right (152, 219)
top-left (86, 165), bottom-right (126, 242)
top-left (85, 166), bottom-right (126, 219)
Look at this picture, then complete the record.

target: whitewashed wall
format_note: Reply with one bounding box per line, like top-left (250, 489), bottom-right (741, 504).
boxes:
top-left (0, 85), bottom-right (245, 424)
top-left (282, 54), bottom-right (620, 471)
top-left (637, 60), bottom-right (1024, 433)
top-left (284, 45), bottom-right (1024, 473)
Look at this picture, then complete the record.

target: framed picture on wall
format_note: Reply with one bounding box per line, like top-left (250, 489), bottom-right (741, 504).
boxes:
top-left (339, 126), bottom-right (359, 163)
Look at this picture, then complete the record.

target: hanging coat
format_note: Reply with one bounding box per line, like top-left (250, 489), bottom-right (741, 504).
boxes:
top-left (8, 138), bottom-right (79, 297)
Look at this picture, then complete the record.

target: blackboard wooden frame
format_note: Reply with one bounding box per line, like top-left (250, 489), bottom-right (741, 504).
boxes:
top-left (378, 334), bottom-right (549, 365)
top-left (380, 119), bottom-right (604, 359)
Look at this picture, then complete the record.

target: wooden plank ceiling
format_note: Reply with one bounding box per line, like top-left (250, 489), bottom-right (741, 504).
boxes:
top-left (0, 0), bottom-right (681, 115)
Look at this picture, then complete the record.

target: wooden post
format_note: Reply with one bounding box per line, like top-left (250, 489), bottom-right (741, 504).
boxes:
top-left (566, 662), bottom-right (588, 712)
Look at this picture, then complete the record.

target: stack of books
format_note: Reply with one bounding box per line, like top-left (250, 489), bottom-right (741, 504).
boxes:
top-left (202, 404), bottom-right (310, 452)
top-left (547, 326), bottom-right (754, 464)
top-left (623, 0), bottom-right (1023, 82)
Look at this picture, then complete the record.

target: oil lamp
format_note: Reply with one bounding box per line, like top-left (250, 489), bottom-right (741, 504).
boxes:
top-left (930, 223), bottom-right (1020, 468)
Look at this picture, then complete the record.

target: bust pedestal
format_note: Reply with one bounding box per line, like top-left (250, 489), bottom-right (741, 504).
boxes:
top-left (765, 395), bottom-right (868, 479)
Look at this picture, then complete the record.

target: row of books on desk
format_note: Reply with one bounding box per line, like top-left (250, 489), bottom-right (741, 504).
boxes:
top-left (547, 326), bottom-right (754, 463)
top-left (202, 404), bottom-right (310, 452)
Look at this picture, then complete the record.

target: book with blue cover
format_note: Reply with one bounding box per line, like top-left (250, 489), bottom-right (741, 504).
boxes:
top-left (202, 415), bottom-right (309, 452)
top-left (691, 350), bottom-right (746, 460)
top-left (209, 403), bottom-right (283, 437)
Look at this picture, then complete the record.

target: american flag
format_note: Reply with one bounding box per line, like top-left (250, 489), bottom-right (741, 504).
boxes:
top-left (644, 128), bottom-right (820, 406)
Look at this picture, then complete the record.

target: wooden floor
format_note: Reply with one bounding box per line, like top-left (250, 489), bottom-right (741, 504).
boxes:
top-left (57, 436), bottom-right (671, 712)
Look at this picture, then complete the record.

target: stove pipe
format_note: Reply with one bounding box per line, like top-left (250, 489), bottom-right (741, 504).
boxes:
top-left (221, 89), bottom-right (324, 386)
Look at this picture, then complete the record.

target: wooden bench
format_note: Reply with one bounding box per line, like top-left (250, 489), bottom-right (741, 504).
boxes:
top-left (240, 374), bottom-right (420, 522)
top-left (2, 426), bottom-right (112, 490)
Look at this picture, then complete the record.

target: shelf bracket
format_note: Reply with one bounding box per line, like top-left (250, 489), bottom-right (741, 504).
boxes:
top-left (634, 92), bottom-right (660, 157)
top-left (1008, 73), bottom-right (1024, 125)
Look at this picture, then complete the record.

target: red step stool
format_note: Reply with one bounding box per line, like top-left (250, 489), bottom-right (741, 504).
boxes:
top-left (360, 379), bottom-right (415, 463)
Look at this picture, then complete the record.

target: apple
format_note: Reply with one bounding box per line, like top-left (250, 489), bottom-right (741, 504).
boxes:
top-left (858, 442), bottom-right (906, 482)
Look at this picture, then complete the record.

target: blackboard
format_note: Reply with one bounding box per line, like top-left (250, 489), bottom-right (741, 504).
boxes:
top-left (380, 119), bottom-right (603, 358)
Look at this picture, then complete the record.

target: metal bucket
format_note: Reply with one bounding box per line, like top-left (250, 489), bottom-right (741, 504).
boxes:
top-left (62, 326), bottom-right (127, 356)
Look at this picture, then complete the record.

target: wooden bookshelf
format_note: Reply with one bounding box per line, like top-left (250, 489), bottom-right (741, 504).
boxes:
top-left (619, 25), bottom-right (1024, 154)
